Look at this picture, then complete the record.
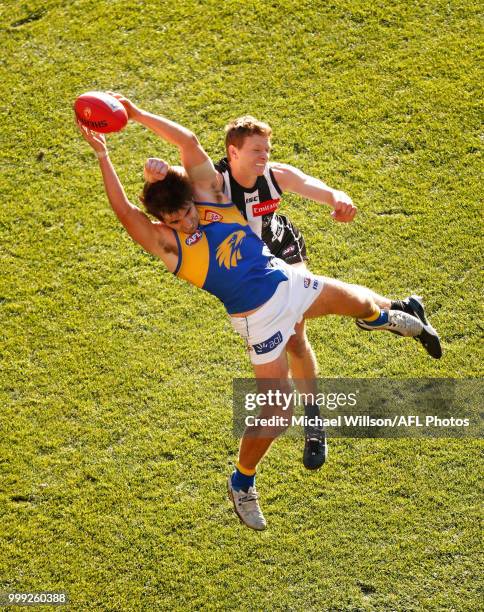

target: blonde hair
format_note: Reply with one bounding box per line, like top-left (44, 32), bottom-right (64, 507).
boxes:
top-left (225, 115), bottom-right (272, 159)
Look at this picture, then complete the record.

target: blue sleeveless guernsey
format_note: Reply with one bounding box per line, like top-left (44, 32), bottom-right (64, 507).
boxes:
top-left (172, 202), bottom-right (287, 314)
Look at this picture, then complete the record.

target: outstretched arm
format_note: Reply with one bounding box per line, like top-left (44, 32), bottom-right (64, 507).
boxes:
top-left (77, 123), bottom-right (172, 259)
top-left (109, 93), bottom-right (219, 188)
top-left (271, 163), bottom-right (357, 223)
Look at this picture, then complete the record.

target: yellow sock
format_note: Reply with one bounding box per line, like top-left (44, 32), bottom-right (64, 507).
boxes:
top-left (236, 461), bottom-right (256, 476)
top-left (362, 305), bottom-right (381, 322)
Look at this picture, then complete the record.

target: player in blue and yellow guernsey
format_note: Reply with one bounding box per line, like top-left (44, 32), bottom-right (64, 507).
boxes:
top-left (171, 201), bottom-right (287, 315)
top-left (77, 98), bottom-right (442, 531)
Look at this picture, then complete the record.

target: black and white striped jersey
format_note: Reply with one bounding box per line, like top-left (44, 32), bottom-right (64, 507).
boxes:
top-left (215, 157), bottom-right (307, 264)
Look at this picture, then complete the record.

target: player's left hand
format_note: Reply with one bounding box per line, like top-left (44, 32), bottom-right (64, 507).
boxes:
top-left (107, 91), bottom-right (141, 120)
top-left (331, 191), bottom-right (357, 223)
top-left (144, 157), bottom-right (169, 183)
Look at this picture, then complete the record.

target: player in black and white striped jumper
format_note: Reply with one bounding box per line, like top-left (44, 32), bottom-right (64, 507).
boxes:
top-left (215, 116), bottom-right (357, 471)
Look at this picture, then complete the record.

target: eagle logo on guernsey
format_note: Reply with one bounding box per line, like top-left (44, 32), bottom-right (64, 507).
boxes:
top-left (216, 230), bottom-right (246, 269)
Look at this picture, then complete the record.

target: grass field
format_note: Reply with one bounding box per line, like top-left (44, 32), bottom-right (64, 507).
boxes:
top-left (1, 0), bottom-right (482, 610)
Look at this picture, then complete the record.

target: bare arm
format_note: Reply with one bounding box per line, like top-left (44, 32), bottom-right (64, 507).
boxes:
top-left (272, 163), bottom-right (357, 223)
top-left (77, 123), bottom-right (174, 260)
top-left (109, 93), bottom-right (218, 188)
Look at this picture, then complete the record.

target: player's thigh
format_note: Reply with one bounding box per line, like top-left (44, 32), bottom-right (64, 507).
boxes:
top-left (252, 351), bottom-right (290, 383)
top-left (289, 263), bottom-right (309, 339)
top-left (292, 317), bottom-right (306, 338)
top-left (304, 276), bottom-right (369, 318)
top-left (285, 318), bottom-right (307, 356)
top-left (251, 353), bottom-right (293, 419)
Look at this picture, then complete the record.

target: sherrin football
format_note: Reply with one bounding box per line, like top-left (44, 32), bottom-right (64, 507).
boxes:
top-left (74, 91), bottom-right (128, 133)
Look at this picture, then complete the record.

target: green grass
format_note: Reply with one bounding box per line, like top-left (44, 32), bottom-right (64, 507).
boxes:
top-left (0, 0), bottom-right (482, 609)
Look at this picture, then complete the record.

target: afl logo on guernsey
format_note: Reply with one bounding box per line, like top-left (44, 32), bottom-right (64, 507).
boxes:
top-left (204, 210), bottom-right (223, 222)
top-left (185, 229), bottom-right (203, 246)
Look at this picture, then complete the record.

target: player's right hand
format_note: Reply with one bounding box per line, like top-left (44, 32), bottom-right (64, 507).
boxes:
top-left (76, 120), bottom-right (108, 155)
top-left (330, 191), bottom-right (357, 223)
top-left (107, 91), bottom-right (141, 120)
top-left (144, 157), bottom-right (169, 183)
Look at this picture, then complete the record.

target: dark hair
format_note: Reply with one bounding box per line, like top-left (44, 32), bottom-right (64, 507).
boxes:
top-left (141, 168), bottom-right (193, 219)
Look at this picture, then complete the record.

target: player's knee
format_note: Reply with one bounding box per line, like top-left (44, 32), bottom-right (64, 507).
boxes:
top-left (286, 332), bottom-right (310, 359)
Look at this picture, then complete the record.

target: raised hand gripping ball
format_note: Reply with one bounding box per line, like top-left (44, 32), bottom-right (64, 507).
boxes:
top-left (74, 91), bottom-right (128, 133)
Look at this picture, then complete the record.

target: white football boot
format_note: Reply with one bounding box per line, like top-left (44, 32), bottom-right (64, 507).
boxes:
top-left (356, 309), bottom-right (423, 337)
top-left (393, 295), bottom-right (442, 359)
top-left (227, 476), bottom-right (267, 531)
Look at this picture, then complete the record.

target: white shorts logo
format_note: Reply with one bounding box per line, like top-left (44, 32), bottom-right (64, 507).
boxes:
top-left (253, 331), bottom-right (283, 355)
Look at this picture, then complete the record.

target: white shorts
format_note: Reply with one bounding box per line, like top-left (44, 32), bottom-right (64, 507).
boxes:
top-left (229, 260), bottom-right (324, 365)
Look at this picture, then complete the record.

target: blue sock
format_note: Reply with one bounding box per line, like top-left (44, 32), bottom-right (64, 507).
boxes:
top-left (231, 468), bottom-right (255, 492)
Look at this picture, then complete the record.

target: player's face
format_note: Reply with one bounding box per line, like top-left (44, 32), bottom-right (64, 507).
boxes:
top-left (233, 134), bottom-right (271, 176)
top-left (162, 202), bottom-right (199, 234)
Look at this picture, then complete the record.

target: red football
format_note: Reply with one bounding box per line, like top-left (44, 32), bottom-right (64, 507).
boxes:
top-left (74, 91), bottom-right (128, 133)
